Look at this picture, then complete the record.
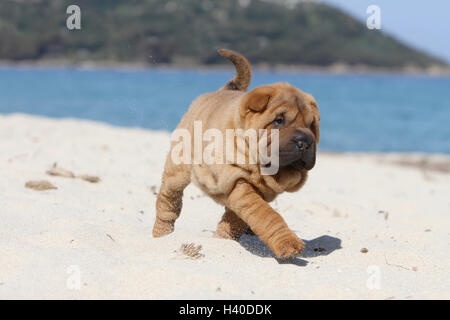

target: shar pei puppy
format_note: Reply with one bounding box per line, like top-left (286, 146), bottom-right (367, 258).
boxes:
top-left (153, 49), bottom-right (320, 258)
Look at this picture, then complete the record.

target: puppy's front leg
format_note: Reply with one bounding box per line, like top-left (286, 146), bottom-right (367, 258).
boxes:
top-left (226, 180), bottom-right (305, 258)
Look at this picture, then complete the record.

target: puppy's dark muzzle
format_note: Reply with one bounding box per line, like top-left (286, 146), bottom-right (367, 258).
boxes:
top-left (292, 131), bottom-right (316, 170)
top-left (278, 131), bottom-right (316, 170)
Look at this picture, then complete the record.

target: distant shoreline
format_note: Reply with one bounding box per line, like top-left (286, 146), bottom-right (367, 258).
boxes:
top-left (2, 112), bottom-right (450, 157)
top-left (1, 59), bottom-right (450, 77)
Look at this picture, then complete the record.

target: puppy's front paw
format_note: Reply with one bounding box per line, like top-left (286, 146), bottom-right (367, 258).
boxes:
top-left (152, 217), bottom-right (175, 237)
top-left (270, 232), bottom-right (305, 258)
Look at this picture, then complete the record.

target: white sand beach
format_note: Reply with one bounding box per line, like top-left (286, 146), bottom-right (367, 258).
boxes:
top-left (0, 113), bottom-right (449, 299)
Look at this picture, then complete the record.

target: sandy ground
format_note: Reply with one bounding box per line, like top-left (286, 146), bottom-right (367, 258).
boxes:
top-left (0, 114), bottom-right (449, 300)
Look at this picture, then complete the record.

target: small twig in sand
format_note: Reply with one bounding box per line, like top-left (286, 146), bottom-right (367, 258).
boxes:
top-left (46, 163), bottom-right (100, 183)
top-left (384, 254), bottom-right (410, 270)
top-left (25, 180), bottom-right (57, 191)
top-left (106, 234), bottom-right (116, 242)
top-left (46, 163), bottom-right (75, 178)
top-left (177, 243), bottom-right (204, 260)
top-left (76, 174), bottom-right (101, 183)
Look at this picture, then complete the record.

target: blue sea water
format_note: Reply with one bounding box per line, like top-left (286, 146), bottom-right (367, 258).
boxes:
top-left (0, 67), bottom-right (449, 153)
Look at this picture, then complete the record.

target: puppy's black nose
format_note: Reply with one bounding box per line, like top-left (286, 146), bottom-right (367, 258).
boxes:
top-left (292, 131), bottom-right (313, 151)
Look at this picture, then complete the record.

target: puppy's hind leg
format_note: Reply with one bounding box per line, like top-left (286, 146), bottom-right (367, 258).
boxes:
top-left (214, 207), bottom-right (249, 240)
top-left (153, 156), bottom-right (191, 238)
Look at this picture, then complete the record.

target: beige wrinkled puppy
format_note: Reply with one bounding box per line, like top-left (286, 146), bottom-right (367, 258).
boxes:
top-left (153, 49), bottom-right (320, 258)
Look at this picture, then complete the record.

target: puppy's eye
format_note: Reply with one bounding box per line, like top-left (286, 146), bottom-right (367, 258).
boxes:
top-left (273, 115), bottom-right (284, 126)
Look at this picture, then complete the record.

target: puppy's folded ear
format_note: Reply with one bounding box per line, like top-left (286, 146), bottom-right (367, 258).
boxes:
top-left (240, 86), bottom-right (275, 117)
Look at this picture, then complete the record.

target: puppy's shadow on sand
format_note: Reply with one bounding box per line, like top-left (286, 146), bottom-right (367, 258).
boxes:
top-left (239, 234), bottom-right (342, 267)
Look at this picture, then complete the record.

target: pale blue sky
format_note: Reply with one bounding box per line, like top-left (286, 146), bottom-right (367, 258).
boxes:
top-left (320, 0), bottom-right (450, 63)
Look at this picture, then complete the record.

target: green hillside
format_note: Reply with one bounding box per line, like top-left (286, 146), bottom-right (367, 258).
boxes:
top-left (0, 0), bottom-right (446, 68)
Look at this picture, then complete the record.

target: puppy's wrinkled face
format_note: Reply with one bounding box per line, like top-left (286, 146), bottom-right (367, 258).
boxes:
top-left (240, 82), bottom-right (320, 171)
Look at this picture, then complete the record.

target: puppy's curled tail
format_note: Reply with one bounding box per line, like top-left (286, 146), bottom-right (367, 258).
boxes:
top-left (218, 48), bottom-right (251, 92)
